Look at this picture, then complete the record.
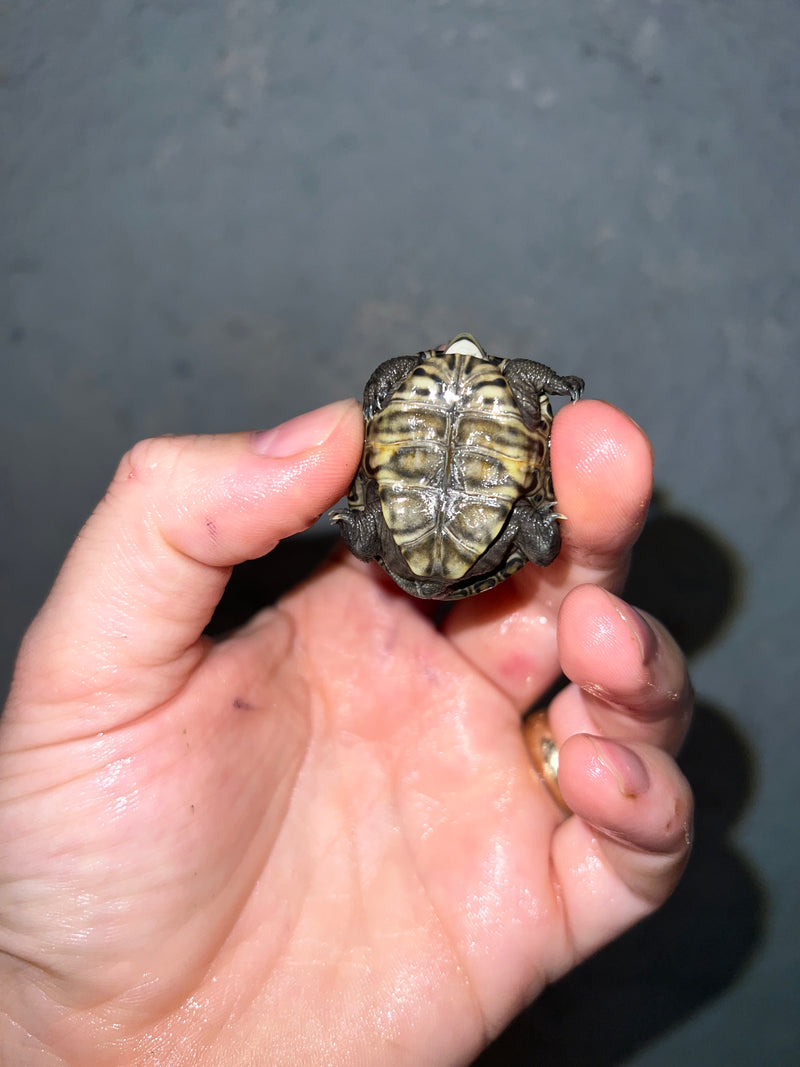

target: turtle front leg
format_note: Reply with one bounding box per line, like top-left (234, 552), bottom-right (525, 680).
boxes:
top-left (504, 359), bottom-right (584, 427)
top-left (504, 359), bottom-right (584, 401)
top-left (363, 354), bottom-right (425, 418)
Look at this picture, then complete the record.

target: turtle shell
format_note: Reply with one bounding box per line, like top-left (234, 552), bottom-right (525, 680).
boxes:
top-left (363, 340), bottom-right (551, 582)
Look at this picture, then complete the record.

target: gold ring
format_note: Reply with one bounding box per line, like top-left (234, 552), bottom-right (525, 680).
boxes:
top-left (523, 709), bottom-right (571, 815)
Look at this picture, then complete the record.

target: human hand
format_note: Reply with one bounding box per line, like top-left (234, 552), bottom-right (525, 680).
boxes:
top-left (0, 396), bottom-right (692, 1065)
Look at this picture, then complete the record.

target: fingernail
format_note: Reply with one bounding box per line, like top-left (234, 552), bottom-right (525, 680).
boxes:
top-left (252, 399), bottom-right (355, 458)
top-left (626, 606), bottom-right (657, 665)
top-left (605, 590), bottom-right (657, 665)
top-left (589, 737), bottom-right (650, 798)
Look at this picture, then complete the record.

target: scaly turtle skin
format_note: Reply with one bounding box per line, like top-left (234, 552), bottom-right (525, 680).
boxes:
top-left (332, 333), bottom-right (584, 599)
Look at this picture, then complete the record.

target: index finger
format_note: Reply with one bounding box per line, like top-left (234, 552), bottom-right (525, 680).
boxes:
top-left (443, 400), bottom-right (654, 709)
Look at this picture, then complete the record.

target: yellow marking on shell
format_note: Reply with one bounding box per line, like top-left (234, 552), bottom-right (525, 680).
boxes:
top-left (374, 445), bottom-right (444, 488)
top-left (456, 413), bottom-right (534, 464)
top-left (456, 453), bottom-right (526, 494)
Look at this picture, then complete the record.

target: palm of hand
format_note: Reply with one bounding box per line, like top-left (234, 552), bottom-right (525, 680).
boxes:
top-left (1, 400), bottom-right (691, 1066)
top-left (22, 573), bottom-right (567, 1059)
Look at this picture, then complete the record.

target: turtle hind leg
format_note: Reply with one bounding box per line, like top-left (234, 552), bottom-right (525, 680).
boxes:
top-left (330, 491), bottom-right (383, 563)
top-left (440, 498), bottom-right (561, 600)
top-left (511, 496), bottom-right (562, 567)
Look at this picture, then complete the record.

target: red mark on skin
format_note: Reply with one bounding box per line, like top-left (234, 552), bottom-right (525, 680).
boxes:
top-left (498, 649), bottom-right (540, 688)
top-left (494, 611), bottom-right (555, 690)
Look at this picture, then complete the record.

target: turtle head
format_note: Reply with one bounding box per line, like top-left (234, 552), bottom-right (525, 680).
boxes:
top-left (443, 333), bottom-right (487, 359)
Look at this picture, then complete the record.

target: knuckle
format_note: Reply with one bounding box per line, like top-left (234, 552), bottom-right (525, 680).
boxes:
top-left (115, 435), bottom-right (191, 487)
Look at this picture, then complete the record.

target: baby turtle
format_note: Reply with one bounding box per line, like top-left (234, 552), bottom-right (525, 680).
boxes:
top-left (332, 333), bottom-right (584, 599)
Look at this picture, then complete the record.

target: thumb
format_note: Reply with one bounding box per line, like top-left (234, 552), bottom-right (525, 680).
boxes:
top-left (6, 399), bottom-right (362, 734)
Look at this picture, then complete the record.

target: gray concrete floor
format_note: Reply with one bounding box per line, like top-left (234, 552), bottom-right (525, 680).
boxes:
top-left (2, 1), bottom-right (799, 1063)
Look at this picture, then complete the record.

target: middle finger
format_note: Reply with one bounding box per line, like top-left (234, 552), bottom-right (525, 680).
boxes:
top-left (551, 584), bottom-right (693, 755)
